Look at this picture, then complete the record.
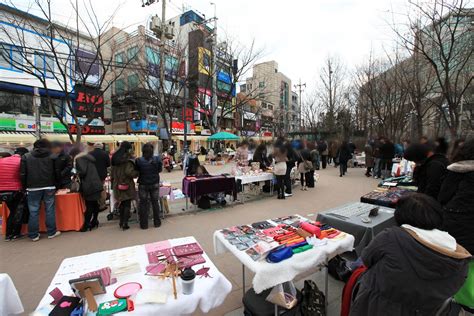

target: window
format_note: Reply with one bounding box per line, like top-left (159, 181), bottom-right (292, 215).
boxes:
top-left (217, 81), bottom-right (231, 92)
top-left (33, 52), bottom-right (54, 78)
top-left (115, 52), bottom-right (125, 65)
top-left (146, 47), bottom-right (160, 64)
top-left (127, 46), bottom-right (139, 62)
top-left (148, 76), bottom-right (159, 90)
top-left (165, 55), bottom-right (178, 74)
top-left (240, 84), bottom-right (246, 93)
top-left (115, 78), bottom-right (125, 95)
top-left (259, 81), bottom-right (265, 88)
top-left (0, 44), bottom-right (23, 71)
top-left (128, 74), bottom-right (139, 90)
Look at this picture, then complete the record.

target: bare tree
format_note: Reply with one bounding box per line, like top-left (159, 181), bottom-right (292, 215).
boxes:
top-left (391, 0), bottom-right (473, 139)
top-left (355, 54), bottom-right (410, 141)
top-left (0, 0), bottom-right (137, 143)
top-left (316, 56), bottom-right (348, 136)
top-left (301, 92), bottom-right (324, 132)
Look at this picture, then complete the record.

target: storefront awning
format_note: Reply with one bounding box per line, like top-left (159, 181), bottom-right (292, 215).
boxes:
top-left (112, 135), bottom-right (139, 142)
top-left (136, 135), bottom-right (159, 143)
top-left (42, 133), bottom-right (72, 142)
top-left (0, 132), bottom-right (36, 144)
top-left (82, 135), bottom-right (115, 143)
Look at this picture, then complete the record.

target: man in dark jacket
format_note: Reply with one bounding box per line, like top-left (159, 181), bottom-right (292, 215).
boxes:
top-left (51, 141), bottom-right (72, 189)
top-left (318, 140), bottom-right (328, 169)
top-left (379, 138), bottom-right (395, 179)
top-left (135, 143), bottom-right (163, 229)
top-left (405, 143), bottom-right (449, 199)
top-left (350, 194), bottom-right (470, 316)
top-left (89, 142), bottom-right (111, 211)
top-left (20, 139), bottom-right (60, 241)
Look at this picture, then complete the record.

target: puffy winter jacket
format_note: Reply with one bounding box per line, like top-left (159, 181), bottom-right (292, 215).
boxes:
top-left (413, 153), bottom-right (449, 199)
top-left (0, 155), bottom-right (22, 191)
top-left (20, 148), bottom-right (57, 189)
top-left (75, 153), bottom-right (103, 201)
top-left (136, 156), bottom-right (162, 185)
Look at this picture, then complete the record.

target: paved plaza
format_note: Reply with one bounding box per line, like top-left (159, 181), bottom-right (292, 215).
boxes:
top-left (0, 164), bottom-right (378, 315)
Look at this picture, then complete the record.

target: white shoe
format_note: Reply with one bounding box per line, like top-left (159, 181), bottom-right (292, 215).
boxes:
top-left (31, 234), bottom-right (40, 242)
top-left (48, 231), bottom-right (61, 239)
top-left (284, 193), bottom-right (292, 197)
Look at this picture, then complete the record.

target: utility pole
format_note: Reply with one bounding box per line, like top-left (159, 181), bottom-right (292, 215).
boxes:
top-left (33, 87), bottom-right (41, 139)
top-left (210, 2), bottom-right (218, 132)
top-left (294, 79), bottom-right (306, 132)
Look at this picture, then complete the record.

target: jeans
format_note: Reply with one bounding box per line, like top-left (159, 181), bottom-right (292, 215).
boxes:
top-left (300, 173), bottom-right (306, 187)
top-left (3, 191), bottom-right (25, 237)
top-left (138, 184), bottom-right (161, 228)
top-left (306, 170), bottom-right (315, 187)
top-left (27, 189), bottom-right (56, 238)
top-left (380, 159), bottom-right (393, 179)
top-left (373, 158), bottom-right (381, 177)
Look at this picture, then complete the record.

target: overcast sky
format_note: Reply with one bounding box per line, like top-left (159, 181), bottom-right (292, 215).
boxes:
top-left (13, 0), bottom-right (411, 93)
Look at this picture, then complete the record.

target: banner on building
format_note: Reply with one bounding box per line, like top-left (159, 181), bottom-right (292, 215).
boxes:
top-left (74, 85), bottom-right (104, 119)
top-left (198, 47), bottom-right (211, 75)
top-left (68, 124), bottom-right (105, 135)
top-left (75, 49), bottom-right (100, 85)
top-left (16, 119), bottom-right (53, 132)
top-left (171, 121), bottom-right (195, 134)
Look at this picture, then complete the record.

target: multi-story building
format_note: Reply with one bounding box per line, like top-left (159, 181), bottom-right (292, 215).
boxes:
top-left (0, 3), bottom-right (105, 137)
top-left (291, 91), bottom-right (301, 133)
top-left (242, 61), bottom-right (297, 136)
top-left (101, 25), bottom-right (182, 135)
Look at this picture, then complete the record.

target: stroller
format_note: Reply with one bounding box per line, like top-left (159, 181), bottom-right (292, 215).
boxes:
top-left (105, 178), bottom-right (138, 221)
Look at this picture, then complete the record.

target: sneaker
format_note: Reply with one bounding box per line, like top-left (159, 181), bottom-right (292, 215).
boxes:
top-left (284, 193), bottom-right (292, 197)
top-left (47, 231), bottom-right (61, 239)
top-left (4, 236), bottom-right (12, 242)
top-left (31, 234), bottom-right (40, 242)
top-left (11, 234), bottom-right (25, 241)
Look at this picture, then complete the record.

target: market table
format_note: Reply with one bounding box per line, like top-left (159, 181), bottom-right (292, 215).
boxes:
top-left (213, 215), bottom-right (354, 304)
top-left (35, 236), bottom-right (232, 316)
top-left (182, 175), bottom-right (237, 209)
top-left (235, 172), bottom-right (274, 201)
top-left (0, 274), bottom-right (24, 315)
top-left (316, 202), bottom-right (396, 255)
top-left (1, 192), bottom-right (85, 235)
top-left (360, 187), bottom-right (414, 208)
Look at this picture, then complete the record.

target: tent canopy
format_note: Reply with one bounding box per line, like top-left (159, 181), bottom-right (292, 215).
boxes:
top-left (207, 132), bottom-right (240, 141)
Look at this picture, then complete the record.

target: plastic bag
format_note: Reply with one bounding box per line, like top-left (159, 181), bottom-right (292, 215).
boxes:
top-left (266, 281), bottom-right (298, 309)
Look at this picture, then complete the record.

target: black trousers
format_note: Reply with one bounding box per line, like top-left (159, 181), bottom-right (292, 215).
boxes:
top-left (276, 175), bottom-right (285, 198)
top-left (306, 170), bottom-right (315, 188)
top-left (4, 191), bottom-right (25, 237)
top-left (321, 155), bottom-right (327, 169)
top-left (300, 173), bottom-right (306, 187)
top-left (340, 162), bottom-right (348, 176)
top-left (84, 200), bottom-right (99, 228)
top-left (138, 184), bottom-right (161, 228)
top-left (119, 199), bottom-right (132, 227)
top-left (285, 162), bottom-right (293, 194)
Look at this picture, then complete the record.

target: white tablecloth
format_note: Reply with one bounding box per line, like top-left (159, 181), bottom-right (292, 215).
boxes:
top-left (0, 274), bottom-right (24, 315)
top-left (235, 173), bottom-right (274, 185)
top-left (213, 218), bottom-right (355, 294)
top-left (36, 237), bottom-right (231, 315)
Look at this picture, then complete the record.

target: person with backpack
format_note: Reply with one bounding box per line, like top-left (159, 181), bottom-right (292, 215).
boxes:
top-left (135, 143), bottom-right (163, 229)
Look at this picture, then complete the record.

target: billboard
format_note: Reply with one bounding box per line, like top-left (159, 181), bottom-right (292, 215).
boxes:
top-left (74, 85), bottom-right (104, 119)
top-left (198, 47), bottom-right (211, 75)
top-left (75, 49), bottom-right (100, 85)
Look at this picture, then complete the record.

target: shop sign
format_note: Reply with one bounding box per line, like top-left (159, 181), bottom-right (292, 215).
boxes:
top-left (201, 129), bottom-right (211, 136)
top-left (128, 120), bottom-right (158, 133)
top-left (16, 119), bottom-right (53, 132)
top-left (68, 124), bottom-right (105, 135)
top-left (171, 121), bottom-right (195, 134)
top-left (74, 85), bottom-right (104, 119)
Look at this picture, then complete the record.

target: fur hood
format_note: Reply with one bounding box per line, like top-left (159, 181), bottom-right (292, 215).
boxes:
top-left (448, 160), bottom-right (474, 173)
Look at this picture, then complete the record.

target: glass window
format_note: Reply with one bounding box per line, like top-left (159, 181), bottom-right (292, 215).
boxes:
top-left (127, 46), bottom-right (138, 62)
top-left (115, 52), bottom-right (125, 65)
top-left (11, 47), bottom-right (23, 69)
top-left (34, 52), bottom-right (45, 76)
top-left (128, 74), bottom-right (139, 90)
top-left (147, 75), bottom-right (159, 91)
top-left (259, 81), bottom-right (265, 88)
top-left (217, 81), bottom-right (231, 92)
top-left (115, 78), bottom-right (125, 95)
top-left (145, 47), bottom-right (160, 65)
top-left (165, 55), bottom-right (178, 74)
top-left (44, 55), bottom-right (54, 78)
top-left (0, 44), bottom-right (11, 68)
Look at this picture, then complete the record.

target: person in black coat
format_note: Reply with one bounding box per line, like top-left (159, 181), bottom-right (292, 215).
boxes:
top-left (405, 143), bottom-right (449, 199)
top-left (350, 194), bottom-right (471, 316)
top-left (70, 147), bottom-right (104, 232)
top-left (378, 138), bottom-right (395, 179)
top-left (51, 142), bottom-right (72, 189)
top-left (89, 143), bottom-right (111, 211)
top-left (439, 139), bottom-right (474, 254)
top-left (135, 143), bottom-right (163, 229)
top-left (252, 144), bottom-right (271, 170)
top-left (337, 141), bottom-right (352, 177)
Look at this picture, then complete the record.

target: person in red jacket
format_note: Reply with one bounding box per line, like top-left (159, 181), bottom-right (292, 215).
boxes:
top-left (0, 147), bottom-right (28, 241)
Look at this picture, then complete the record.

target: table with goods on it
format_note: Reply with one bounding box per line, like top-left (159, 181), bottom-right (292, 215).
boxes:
top-left (316, 202), bottom-right (396, 254)
top-left (35, 236), bottom-right (232, 316)
top-left (1, 190), bottom-right (85, 235)
top-left (213, 214), bottom-right (355, 314)
top-left (233, 164), bottom-right (275, 200)
top-left (360, 186), bottom-right (415, 208)
top-left (182, 174), bottom-right (237, 209)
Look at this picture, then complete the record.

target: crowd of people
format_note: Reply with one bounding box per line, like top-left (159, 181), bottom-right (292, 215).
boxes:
top-left (0, 139), bottom-right (167, 241)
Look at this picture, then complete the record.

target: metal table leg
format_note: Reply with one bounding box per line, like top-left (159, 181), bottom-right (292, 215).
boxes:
top-left (185, 196), bottom-right (189, 210)
top-left (242, 264), bottom-right (246, 297)
top-left (325, 265), bottom-right (329, 313)
top-left (274, 304), bottom-right (278, 316)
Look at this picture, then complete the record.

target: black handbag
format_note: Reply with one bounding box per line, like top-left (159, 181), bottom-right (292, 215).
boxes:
top-left (327, 255), bottom-right (352, 282)
top-left (300, 280), bottom-right (326, 316)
